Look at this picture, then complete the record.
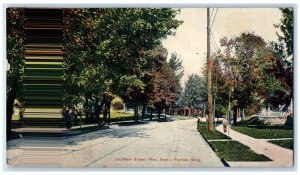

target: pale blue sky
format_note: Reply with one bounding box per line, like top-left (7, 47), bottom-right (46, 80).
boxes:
top-left (162, 8), bottom-right (282, 86)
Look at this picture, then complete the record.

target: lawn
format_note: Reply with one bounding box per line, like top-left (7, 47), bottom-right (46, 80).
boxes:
top-left (106, 111), bottom-right (134, 118)
top-left (197, 122), bottom-right (229, 140)
top-left (210, 141), bottom-right (271, 161)
top-left (100, 112), bottom-right (134, 122)
top-left (176, 115), bottom-right (196, 120)
top-left (101, 112), bottom-right (156, 122)
top-left (268, 139), bottom-right (293, 150)
top-left (198, 122), bottom-right (271, 162)
top-left (12, 115), bottom-right (20, 121)
top-left (231, 125), bottom-right (293, 139)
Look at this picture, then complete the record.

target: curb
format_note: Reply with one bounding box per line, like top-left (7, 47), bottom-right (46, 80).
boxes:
top-left (63, 126), bottom-right (110, 137)
top-left (13, 126), bottom-right (110, 138)
top-left (197, 126), bottom-right (231, 167)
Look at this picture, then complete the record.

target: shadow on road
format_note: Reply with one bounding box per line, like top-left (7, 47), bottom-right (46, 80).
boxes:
top-left (64, 123), bottom-right (153, 146)
top-left (117, 121), bottom-right (150, 126)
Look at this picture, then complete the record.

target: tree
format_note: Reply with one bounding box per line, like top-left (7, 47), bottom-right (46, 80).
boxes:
top-left (62, 8), bottom-right (182, 123)
top-left (6, 8), bottom-right (25, 136)
top-left (218, 32), bottom-right (282, 124)
top-left (62, 9), bottom-right (110, 124)
top-left (180, 74), bottom-right (207, 115)
top-left (274, 8), bottom-right (293, 58)
top-left (97, 9), bottom-right (182, 122)
top-left (266, 8), bottom-right (294, 108)
top-left (141, 45), bottom-right (168, 120)
top-left (168, 53), bottom-right (184, 90)
top-left (152, 62), bottom-right (179, 119)
top-left (168, 53), bottom-right (184, 109)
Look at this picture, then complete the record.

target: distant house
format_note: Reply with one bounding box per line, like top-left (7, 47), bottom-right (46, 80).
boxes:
top-left (168, 107), bottom-right (202, 117)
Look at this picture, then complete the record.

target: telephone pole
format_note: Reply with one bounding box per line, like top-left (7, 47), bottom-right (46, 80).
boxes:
top-left (207, 8), bottom-right (214, 131)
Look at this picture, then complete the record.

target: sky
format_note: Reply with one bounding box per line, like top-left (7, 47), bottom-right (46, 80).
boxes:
top-left (162, 8), bottom-right (282, 87)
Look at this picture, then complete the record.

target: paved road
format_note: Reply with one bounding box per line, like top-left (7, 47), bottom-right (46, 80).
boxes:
top-left (7, 119), bottom-right (224, 168)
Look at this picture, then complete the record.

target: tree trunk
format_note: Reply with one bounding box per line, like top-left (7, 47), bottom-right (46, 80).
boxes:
top-left (164, 106), bottom-right (167, 119)
top-left (95, 97), bottom-right (100, 125)
top-left (103, 104), bottom-right (108, 122)
top-left (7, 79), bottom-right (18, 138)
top-left (134, 99), bottom-right (139, 123)
top-left (96, 97), bottom-right (105, 126)
top-left (142, 103), bottom-right (146, 120)
top-left (134, 101), bottom-right (136, 122)
top-left (233, 106), bottom-right (238, 125)
top-left (108, 100), bottom-right (111, 125)
top-left (158, 106), bottom-right (161, 120)
top-left (84, 94), bottom-right (89, 124)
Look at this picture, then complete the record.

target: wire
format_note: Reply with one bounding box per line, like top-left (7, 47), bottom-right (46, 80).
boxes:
top-left (210, 8), bottom-right (218, 29)
top-left (210, 8), bottom-right (215, 21)
top-left (210, 30), bottom-right (219, 53)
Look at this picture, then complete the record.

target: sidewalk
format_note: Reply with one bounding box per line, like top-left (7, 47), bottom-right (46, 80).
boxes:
top-left (216, 125), bottom-right (293, 167)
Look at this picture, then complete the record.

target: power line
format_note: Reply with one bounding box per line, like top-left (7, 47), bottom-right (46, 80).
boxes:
top-left (208, 8), bottom-right (219, 53)
top-left (211, 31), bottom-right (219, 52)
top-left (210, 8), bottom-right (218, 29)
top-left (210, 8), bottom-right (215, 20)
top-left (211, 37), bottom-right (218, 53)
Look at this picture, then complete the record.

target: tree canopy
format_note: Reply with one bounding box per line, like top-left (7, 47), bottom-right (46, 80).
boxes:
top-left (62, 8), bottom-right (183, 123)
top-left (179, 74), bottom-right (207, 111)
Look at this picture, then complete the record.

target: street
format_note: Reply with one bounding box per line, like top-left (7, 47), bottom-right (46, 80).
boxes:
top-left (7, 119), bottom-right (224, 168)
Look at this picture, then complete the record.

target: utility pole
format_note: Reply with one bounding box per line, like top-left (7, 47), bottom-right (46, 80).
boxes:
top-left (207, 8), bottom-right (213, 131)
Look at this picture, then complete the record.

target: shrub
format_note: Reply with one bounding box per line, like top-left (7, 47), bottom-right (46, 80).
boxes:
top-left (284, 114), bottom-right (293, 127)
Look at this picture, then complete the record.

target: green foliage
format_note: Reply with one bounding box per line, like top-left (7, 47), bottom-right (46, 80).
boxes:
top-left (180, 74), bottom-right (207, 110)
top-left (6, 8), bottom-right (26, 135)
top-left (118, 75), bottom-right (145, 101)
top-left (274, 8), bottom-right (293, 58)
top-left (168, 53), bottom-right (184, 93)
top-left (152, 62), bottom-right (179, 110)
top-left (266, 8), bottom-right (294, 107)
top-left (62, 8), bottom-right (182, 113)
top-left (284, 114), bottom-right (293, 127)
top-left (214, 32), bottom-right (288, 117)
top-left (6, 8), bottom-right (25, 99)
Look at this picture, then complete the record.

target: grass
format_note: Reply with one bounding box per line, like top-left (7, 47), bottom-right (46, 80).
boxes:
top-left (210, 141), bottom-right (271, 161)
top-left (197, 122), bottom-right (271, 162)
top-left (100, 112), bottom-right (134, 122)
top-left (12, 115), bottom-right (20, 121)
top-left (231, 125), bottom-right (293, 139)
top-left (268, 139), bottom-right (293, 150)
top-left (101, 112), bottom-right (157, 122)
top-left (105, 112), bottom-right (134, 118)
top-left (197, 122), bottom-right (229, 140)
top-left (176, 115), bottom-right (196, 120)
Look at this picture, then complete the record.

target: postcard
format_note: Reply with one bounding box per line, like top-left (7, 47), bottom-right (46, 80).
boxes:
top-left (6, 6), bottom-right (294, 168)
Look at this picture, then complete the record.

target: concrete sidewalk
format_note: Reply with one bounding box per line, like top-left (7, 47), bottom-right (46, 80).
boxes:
top-left (216, 125), bottom-right (293, 167)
